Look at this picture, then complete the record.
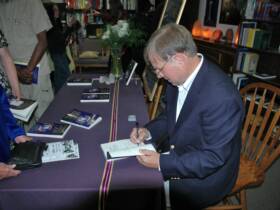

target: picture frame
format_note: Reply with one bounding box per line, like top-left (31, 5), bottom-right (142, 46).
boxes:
top-left (204, 0), bottom-right (219, 27)
top-left (157, 0), bottom-right (187, 29)
top-left (125, 59), bottom-right (138, 86)
top-left (219, 0), bottom-right (241, 25)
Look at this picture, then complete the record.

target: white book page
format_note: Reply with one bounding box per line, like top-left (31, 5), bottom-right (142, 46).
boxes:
top-left (101, 139), bottom-right (155, 159)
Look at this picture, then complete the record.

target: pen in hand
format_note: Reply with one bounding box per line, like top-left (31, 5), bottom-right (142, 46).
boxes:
top-left (135, 121), bottom-right (139, 146)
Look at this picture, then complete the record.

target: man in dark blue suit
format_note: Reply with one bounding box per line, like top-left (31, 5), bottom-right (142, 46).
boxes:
top-left (130, 23), bottom-right (244, 209)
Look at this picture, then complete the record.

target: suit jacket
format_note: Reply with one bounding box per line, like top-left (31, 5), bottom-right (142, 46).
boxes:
top-left (0, 87), bottom-right (25, 162)
top-left (146, 59), bottom-right (244, 209)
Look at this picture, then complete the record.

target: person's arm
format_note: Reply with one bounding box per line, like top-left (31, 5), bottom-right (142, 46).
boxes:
top-left (0, 163), bottom-right (20, 180)
top-left (0, 47), bottom-right (21, 99)
top-left (17, 31), bottom-right (48, 84)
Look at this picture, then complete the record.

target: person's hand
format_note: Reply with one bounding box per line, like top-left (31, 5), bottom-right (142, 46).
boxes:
top-left (16, 67), bottom-right (33, 84)
top-left (93, 9), bottom-right (101, 16)
top-left (11, 89), bottom-right (21, 100)
top-left (130, 127), bottom-right (150, 144)
top-left (0, 163), bottom-right (21, 180)
top-left (136, 149), bottom-right (160, 169)
top-left (15, 135), bottom-right (32, 144)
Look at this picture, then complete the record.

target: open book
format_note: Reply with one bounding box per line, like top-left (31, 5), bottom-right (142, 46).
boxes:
top-left (9, 97), bottom-right (38, 122)
top-left (100, 139), bottom-right (156, 160)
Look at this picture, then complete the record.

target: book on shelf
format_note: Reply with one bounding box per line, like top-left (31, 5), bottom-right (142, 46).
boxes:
top-left (242, 52), bottom-right (259, 74)
top-left (61, 108), bottom-right (102, 129)
top-left (239, 21), bottom-right (257, 46)
top-left (67, 77), bottom-right (93, 86)
top-left (80, 92), bottom-right (110, 103)
top-left (252, 73), bottom-right (277, 80)
top-left (9, 97), bottom-right (38, 122)
top-left (82, 87), bottom-right (110, 94)
top-left (124, 59), bottom-right (138, 86)
top-left (42, 139), bottom-right (79, 163)
top-left (27, 122), bottom-right (71, 139)
top-left (14, 61), bottom-right (39, 84)
top-left (100, 139), bottom-right (156, 160)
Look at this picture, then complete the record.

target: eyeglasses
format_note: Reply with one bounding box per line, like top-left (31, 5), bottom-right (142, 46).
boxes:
top-left (150, 56), bottom-right (173, 74)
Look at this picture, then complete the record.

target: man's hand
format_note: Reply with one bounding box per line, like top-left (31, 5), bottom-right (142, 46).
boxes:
top-left (15, 135), bottom-right (32, 144)
top-left (136, 149), bottom-right (160, 169)
top-left (130, 127), bottom-right (150, 144)
top-left (17, 67), bottom-right (32, 84)
top-left (0, 163), bottom-right (21, 180)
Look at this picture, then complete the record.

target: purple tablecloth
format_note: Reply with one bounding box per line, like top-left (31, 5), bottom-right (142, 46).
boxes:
top-left (0, 76), bottom-right (165, 210)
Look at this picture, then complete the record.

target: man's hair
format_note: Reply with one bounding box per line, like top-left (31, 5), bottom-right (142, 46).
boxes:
top-left (144, 23), bottom-right (197, 63)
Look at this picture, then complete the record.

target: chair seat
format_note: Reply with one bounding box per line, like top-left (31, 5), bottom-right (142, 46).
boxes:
top-left (231, 155), bottom-right (265, 193)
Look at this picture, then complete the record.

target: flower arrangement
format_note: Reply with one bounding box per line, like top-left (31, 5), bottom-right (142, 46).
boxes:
top-left (101, 20), bottom-right (145, 79)
top-left (102, 20), bottom-right (145, 50)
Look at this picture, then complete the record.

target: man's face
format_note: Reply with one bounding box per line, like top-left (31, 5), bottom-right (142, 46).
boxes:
top-left (148, 53), bottom-right (186, 86)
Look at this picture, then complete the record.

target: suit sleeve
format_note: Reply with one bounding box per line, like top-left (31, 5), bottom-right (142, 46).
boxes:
top-left (160, 94), bottom-right (244, 179)
top-left (0, 90), bottom-right (25, 141)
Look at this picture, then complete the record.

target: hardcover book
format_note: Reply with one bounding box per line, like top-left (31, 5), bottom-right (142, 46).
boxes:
top-left (82, 87), bottom-right (110, 94)
top-left (9, 97), bottom-right (38, 122)
top-left (80, 93), bottom-right (110, 103)
top-left (61, 109), bottom-right (102, 129)
top-left (67, 77), bottom-right (93, 86)
top-left (42, 139), bottom-right (79, 163)
top-left (100, 139), bottom-right (156, 160)
top-left (27, 122), bottom-right (71, 139)
top-left (14, 61), bottom-right (39, 84)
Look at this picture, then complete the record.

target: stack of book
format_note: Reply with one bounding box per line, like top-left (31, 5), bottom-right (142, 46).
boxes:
top-left (9, 97), bottom-right (38, 122)
top-left (27, 122), bottom-right (71, 139)
top-left (61, 108), bottom-right (102, 129)
top-left (236, 50), bottom-right (259, 74)
top-left (80, 87), bottom-right (110, 103)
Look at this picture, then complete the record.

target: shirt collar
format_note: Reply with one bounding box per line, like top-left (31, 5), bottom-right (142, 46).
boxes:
top-left (177, 53), bottom-right (204, 92)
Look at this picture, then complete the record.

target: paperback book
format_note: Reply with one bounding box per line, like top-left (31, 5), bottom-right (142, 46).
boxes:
top-left (42, 139), bottom-right (79, 163)
top-left (82, 87), bottom-right (110, 94)
top-left (80, 93), bottom-right (110, 103)
top-left (27, 122), bottom-right (71, 139)
top-left (14, 61), bottom-right (39, 84)
top-left (61, 109), bottom-right (102, 129)
top-left (100, 139), bottom-right (156, 160)
top-left (67, 77), bottom-right (93, 86)
top-left (9, 97), bottom-right (38, 122)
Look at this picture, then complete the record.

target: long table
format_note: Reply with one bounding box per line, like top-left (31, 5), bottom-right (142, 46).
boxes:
top-left (0, 76), bottom-right (165, 210)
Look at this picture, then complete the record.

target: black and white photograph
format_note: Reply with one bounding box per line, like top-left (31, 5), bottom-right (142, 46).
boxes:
top-left (204, 0), bottom-right (219, 26)
top-left (219, 0), bottom-right (241, 25)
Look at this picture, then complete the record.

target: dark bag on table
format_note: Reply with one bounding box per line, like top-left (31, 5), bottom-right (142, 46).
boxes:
top-left (8, 141), bottom-right (47, 170)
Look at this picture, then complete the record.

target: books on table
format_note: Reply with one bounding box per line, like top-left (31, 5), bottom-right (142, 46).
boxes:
top-left (42, 139), bottom-right (79, 163)
top-left (9, 97), bottom-right (38, 122)
top-left (14, 61), bottom-right (39, 84)
top-left (80, 87), bottom-right (110, 102)
top-left (27, 122), bottom-right (71, 139)
top-left (100, 139), bottom-right (156, 160)
top-left (67, 77), bottom-right (94, 86)
top-left (80, 93), bottom-right (110, 103)
top-left (61, 108), bottom-right (102, 129)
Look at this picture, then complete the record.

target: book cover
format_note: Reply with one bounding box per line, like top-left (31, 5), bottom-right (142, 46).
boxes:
top-left (67, 77), bottom-right (93, 86)
top-left (9, 97), bottom-right (38, 122)
top-left (27, 122), bottom-right (71, 139)
top-left (100, 139), bottom-right (156, 160)
top-left (42, 140), bottom-right (79, 163)
top-left (82, 87), bottom-right (110, 94)
top-left (80, 93), bottom-right (110, 103)
top-left (61, 109), bottom-right (102, 129)
top-left (14, 61), bottom-right (39, 84)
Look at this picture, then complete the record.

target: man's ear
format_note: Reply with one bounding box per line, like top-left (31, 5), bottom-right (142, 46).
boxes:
top-left (172, 53), bottom-right (186, 65)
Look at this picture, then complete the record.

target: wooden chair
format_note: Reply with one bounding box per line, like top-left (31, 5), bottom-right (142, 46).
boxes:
top-left (74, 38), bottom-right (110, 72)
top-left (205, 82), bottom-right (280, 210)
